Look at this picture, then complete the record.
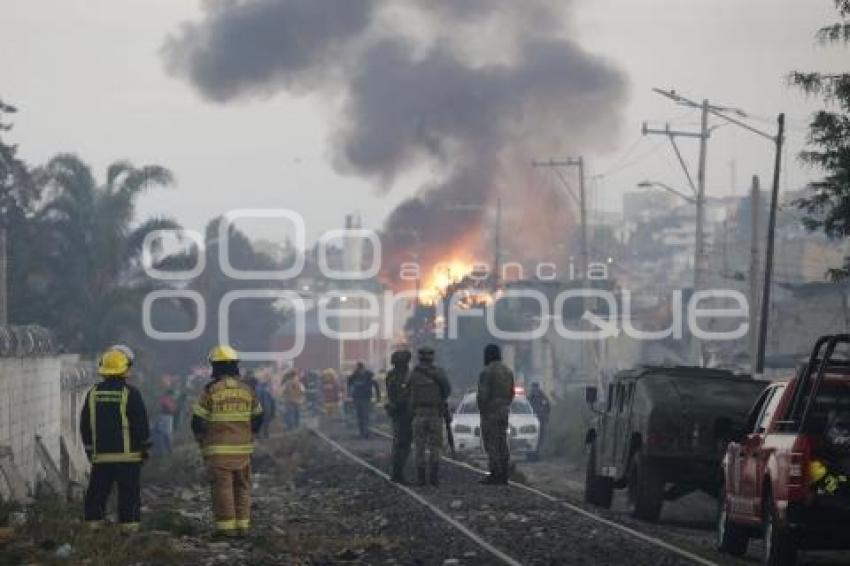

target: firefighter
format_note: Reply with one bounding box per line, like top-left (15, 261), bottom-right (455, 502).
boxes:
top-left (80, 347), bottom-right (151, 532)
top-left (192, 345), bottom-right (263, 537)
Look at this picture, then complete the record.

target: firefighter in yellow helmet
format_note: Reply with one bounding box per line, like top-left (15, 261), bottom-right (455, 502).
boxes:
top-left (191, 345), bottom-right (263, 537)
top-left (80, 347), bottom-right (151, 532)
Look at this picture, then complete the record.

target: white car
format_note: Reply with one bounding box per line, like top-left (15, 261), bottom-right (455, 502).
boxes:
top-left (451, 391), bottom-right (540, 460)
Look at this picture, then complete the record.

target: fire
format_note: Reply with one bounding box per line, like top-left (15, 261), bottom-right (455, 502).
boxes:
top-left (419, 259), bottom-right (476, 305)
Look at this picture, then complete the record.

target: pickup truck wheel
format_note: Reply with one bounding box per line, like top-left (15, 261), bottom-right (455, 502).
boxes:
top-left (584, 442), bottom-right (613, 508)
top-left (626, 452), bottom-right (664, 522)
top-left (763, 491), bottom-right (796, 566)
top-left (716, 484), bottom-right (749, 556)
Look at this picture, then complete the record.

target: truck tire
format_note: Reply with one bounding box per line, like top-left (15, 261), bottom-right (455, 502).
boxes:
top-left (716, 484), bottom-right (749, 556)
top-left (626, 451), bottom-right (664, 522)
top-left (584, 442), bottom-right (613, 508)
top-left (763, 490), bottom-right (796, 566)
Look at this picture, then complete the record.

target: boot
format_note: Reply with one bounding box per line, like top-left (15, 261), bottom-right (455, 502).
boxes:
top-left (391, 463), bottom-right (407, 485)
top-left (429, 461), bottom-right (439, 487)
top-left (479, 473), bottom-right (499, 485)
top-left (417, 466), bottom-right (427, 486)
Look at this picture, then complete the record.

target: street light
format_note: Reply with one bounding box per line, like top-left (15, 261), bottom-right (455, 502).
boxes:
top-left (637, 180), bottom-right (696, 205)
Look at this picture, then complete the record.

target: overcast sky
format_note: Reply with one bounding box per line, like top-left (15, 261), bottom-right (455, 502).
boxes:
top-left (1, 0), bottom-right (846, 244)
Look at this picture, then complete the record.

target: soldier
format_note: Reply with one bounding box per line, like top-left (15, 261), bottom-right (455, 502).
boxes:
top-left (477, 344), bottom-right (515, 485)
top-left (408, 346), bottom-right (451, 486)
top-left (385, 349), bottom-right (413, 483)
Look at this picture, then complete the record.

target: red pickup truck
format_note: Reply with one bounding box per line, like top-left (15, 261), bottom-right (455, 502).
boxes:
top-left (718, 335), bottom-right (850, 566)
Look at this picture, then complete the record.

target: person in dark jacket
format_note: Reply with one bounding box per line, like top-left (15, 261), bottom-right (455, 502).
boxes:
top-left (348, 362), bottom-right (381, 438)
top-left (80, 347), bottom-right (151, 532)
top-left (527, 382), bottom-right (551, 459)
top-left (477, 344), bottom-right (515, 484)
top-left (385, 349), bottom-right (413, 483)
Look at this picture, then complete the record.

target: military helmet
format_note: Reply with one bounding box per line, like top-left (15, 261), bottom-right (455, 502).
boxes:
top-left (208, 344), bottom-right (239, 364)
top-left (98, 348), bottom-right (131, 378)
top-left (417, 345), bottom-right (435, 360)
top-left (390, 349), bottom-right (412, 365)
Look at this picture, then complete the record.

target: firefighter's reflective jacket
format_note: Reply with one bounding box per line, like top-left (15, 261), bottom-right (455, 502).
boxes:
top-left (79, 380), bottom-right (151, 464)
top-left (192, 376), bottom-right (263, 459)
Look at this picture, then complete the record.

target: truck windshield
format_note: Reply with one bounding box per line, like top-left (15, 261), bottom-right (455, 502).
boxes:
top-left (799, 383), bottom-right (850, 434)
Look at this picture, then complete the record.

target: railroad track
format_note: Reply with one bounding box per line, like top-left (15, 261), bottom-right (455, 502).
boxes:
top-left (313, 425), bottom-right (717, 566)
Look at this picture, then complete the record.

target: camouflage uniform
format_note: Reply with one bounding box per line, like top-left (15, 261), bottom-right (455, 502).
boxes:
top-left (478, 359), bottom-right (515, 483)
top-left (385, 351), bottom-right (412, 483)
top-left (408, 351), bottom-right (451, 486)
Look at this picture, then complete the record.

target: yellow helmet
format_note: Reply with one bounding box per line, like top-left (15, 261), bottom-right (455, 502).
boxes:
top-left (809, 459), bottom-right (828, 484)
top-left (99, 349), bottom-right (131, 377)
top-left (208, 345), bottom-right (239, 364)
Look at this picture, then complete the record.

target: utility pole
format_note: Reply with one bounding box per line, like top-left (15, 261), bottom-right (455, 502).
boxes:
top-left (493, 197), bottom-right (502, 289)
top-left (748, 176), bottom-right (761, 372)
top-left (641, 110), bottom-right (710, 294)
top-left (531, 157), bottom-right (589, 277)
top-left (532, 157), bottom-right (592, 382)
top-left (0, 229), bottom-right (7, 326)
top-left (647, 89), bottom-right (785, 371)
top-left (755, 114), bottom-right (787, 377)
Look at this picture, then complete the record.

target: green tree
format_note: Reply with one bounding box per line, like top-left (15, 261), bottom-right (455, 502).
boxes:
top-left (793, 1), bottom-right (850, 277)
top-left (28, 154), bottom-right (179, 352)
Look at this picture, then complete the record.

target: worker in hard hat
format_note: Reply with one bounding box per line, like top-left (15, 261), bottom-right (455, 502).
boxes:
top-left (192, 345), bottom-right (263, 537)
top-left (80, 347), bottom-right (151, 532)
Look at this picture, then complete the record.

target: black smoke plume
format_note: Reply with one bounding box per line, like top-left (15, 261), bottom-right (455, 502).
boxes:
top-left (163, 0), bottom-right (629, 285)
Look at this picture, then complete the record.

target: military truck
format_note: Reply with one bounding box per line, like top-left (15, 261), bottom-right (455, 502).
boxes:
top-left (583, 366), bottom-right (767, 522)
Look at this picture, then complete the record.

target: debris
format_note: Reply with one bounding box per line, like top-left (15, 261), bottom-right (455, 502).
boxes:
top-left (54, 543), bottom-right (73, 558)
top-left (449, 499), bottom-right (463, 510)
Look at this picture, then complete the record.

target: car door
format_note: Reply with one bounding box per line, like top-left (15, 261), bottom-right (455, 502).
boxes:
top-left (727, 386), bottom-right (771, 520)
top-left (739, 385), bottom-right (781, 519)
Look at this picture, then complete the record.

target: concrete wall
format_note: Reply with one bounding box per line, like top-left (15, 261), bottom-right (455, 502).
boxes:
top-left (0, 355), bottom-right (62, 494)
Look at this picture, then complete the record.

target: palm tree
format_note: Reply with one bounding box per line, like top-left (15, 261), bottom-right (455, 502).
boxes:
top-left (25, 153), bottom-right (180, 353)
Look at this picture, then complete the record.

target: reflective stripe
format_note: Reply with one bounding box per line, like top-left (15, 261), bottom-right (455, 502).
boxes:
top-left (120, 522), bottom-right (141, 532)
top-left (193, 403), bottom-right (210, 419)
top-left (202, 444), bottom-right (255, 456)
top-left (206, 412), bottom-right (252, 423)
top-left (93, 452), bottom-right (143, 463)
top-left (88, 387), bottom-right (97, 452)
top-left (120, 388), bottom-right (131, 457)
top-left (235, 518), bottom-right (250, 530)
top-left (86, 520), bottom-right (105, 530)
top-left (252, 403), bottom-right (263, 416)
top-left (216, 519), bottom-right (238, 531)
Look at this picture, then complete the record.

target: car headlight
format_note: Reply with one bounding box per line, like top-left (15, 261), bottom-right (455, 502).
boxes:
top-left (519, 425), bottom-right (537, 434)
top-left (454, 424), bottom-right (472, 434)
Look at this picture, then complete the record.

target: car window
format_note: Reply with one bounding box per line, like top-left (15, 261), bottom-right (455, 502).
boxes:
top-left (458, 400), bottom-right (478, 414)
top-left (511, 399), bottom-right (533, 415)
top-left (746, 387), bottom-right (774, 433)
top-left (756, 387), bottom-right (782, 433)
